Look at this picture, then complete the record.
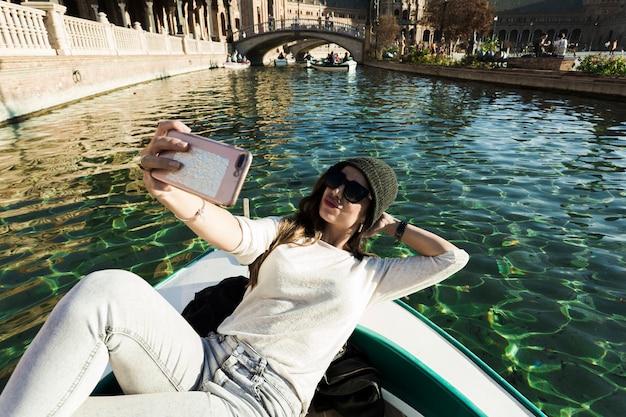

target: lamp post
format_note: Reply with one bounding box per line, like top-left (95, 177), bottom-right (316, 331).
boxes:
top-left (493, 16), bottom-right (498, 39)
top-left (589, 22), bottom-right (597, 51)
top-left (296, 0), bottom-right (300, 26)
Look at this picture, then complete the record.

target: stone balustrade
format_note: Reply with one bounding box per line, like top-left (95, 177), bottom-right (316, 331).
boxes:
top-left (0, 1), bottom-right (53, 56)
top-left (0, 1), bottom-right (218, 57)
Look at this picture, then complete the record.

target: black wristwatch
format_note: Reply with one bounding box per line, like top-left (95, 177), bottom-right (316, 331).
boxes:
top-left (395, 221), bottom-right (408, 242)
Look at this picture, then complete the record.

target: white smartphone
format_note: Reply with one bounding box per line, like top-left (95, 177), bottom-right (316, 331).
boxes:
top-left (151, 130), bottom-right (252, 207)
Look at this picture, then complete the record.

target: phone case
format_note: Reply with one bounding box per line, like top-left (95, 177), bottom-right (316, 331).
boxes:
top-left (151, 130), bottom-right (252, 207)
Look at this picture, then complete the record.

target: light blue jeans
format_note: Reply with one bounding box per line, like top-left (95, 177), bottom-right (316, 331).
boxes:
top-left (0, 270), bottom-right (302, 417)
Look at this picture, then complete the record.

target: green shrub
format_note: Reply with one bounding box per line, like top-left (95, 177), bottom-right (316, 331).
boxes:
top-left (577, 54), bottom-right (626, 76)
top-left (402, 46), bottom-right (455, 66)
top-left (480, 37), bottom-right (499, 53)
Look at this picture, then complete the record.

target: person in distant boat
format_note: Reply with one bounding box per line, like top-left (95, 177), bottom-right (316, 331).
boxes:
top-left (0, 120), bottom-right (469, 417)
top-left (326, 50), bottom-right (334, 64)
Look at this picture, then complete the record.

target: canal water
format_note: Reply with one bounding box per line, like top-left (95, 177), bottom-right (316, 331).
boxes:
top-left (0, 66), bottom-right (624, 416)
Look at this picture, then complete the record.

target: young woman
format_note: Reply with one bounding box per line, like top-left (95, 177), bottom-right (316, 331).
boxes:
top-left (0, 120), bottom-right (469, 417)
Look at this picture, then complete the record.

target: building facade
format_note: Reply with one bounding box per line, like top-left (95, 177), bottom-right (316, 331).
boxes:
top-left (9, 0), bottom-right (624, 52)
top-left (491, 0), bottom-right (625, 52)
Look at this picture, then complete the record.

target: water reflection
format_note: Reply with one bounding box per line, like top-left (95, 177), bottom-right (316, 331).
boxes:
top-left (0, 66), bottom-right (624, 416)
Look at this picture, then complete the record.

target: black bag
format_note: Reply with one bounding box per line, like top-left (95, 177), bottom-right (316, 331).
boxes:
top-left (312, 341), bottom-right (385, 417)
top-left (181, 277), bottom-right (384, 417)
top-left (181, 275), bottom-right (248, 336)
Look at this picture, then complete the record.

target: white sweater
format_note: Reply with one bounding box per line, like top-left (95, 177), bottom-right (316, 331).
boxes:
top-left (219, 216), bottom-right (469, 412)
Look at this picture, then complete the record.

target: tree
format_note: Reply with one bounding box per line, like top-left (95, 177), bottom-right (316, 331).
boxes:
top-left (372, 15), bottom-right (401, 58)
top-left (421, 0), bottom-right (494, 45)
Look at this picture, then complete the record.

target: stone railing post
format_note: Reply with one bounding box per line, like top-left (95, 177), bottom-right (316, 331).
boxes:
top-left (23, 1), bottom-right (70, 55)
top-left (134, 21), bottom-right (148, 54)
top-left (98, 12), bottom-right (117, 54)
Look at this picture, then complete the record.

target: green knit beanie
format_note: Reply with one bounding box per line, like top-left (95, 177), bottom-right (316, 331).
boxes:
top-left (335, 157), bottom-right (398, 230)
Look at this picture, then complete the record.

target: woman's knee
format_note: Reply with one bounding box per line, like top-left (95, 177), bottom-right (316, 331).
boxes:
top-left (78, 269), bottom-right (148, 297)
top-left (58, 270), bottom-right (149, 318)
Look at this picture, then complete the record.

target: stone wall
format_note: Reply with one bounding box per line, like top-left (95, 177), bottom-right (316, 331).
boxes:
top-left (0, 1), bottom-right (228, 125)
top-left (507, 57), bottom-right (577, 71)
top-left (0, 54), bottom-right (224, 125)
top-left (364, 59), bottom-right (626, 100)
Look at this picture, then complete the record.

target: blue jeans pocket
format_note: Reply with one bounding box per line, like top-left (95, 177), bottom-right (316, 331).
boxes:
top-left (201, 335), bottom-right (301, 417)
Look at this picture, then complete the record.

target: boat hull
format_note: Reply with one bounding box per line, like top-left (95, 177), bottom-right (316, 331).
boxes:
top-left (93, 250), bottom-right (545, 417)
top-left (274, 58), bottom-right (295, 67)
top-left (310, 61), bottom-right (357, 72)
top-left (224, 61), bottom-right (250, 70)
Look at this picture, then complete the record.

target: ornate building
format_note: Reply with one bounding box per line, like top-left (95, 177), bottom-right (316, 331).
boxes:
top-left (490, 0), bottom-right (625, 52)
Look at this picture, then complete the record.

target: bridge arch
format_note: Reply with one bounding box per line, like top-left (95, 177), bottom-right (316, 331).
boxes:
top-left (233, 18), bottom-right (365, 65)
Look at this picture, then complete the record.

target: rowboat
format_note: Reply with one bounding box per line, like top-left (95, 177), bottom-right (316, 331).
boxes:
top-left (94, 249), bottom-right (546, 417)
top-left (224, 61), bottom-right (251, 70)
top-left (310, 60), bottom-right (357, 72)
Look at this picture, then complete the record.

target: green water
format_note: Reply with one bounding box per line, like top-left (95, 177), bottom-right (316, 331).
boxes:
top-left (0, 66), bottom-right (624, 416)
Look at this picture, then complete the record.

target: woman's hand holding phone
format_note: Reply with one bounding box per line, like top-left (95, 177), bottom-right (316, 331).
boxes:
top-left (140, 120), bottom-right (248, 252)
top-left (150, 130), bottom-right (252, 208)
top-left (141, 121), bottom-right (198, 216)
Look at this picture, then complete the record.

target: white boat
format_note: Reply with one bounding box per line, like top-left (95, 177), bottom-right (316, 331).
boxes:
top-left (274, 56), bottom-right (296, 67)
top-left (93, 249), bottom-right (546, 417)
top-left (310, 60), bottom-right (357, 72)
top-left (224, 61), bottom-right (251, 70)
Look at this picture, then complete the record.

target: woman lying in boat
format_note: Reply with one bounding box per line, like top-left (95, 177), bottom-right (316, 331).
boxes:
top-left (0, 120), bottom-right (469, 417)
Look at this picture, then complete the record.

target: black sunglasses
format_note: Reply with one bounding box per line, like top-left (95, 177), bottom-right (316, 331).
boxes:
top-left (324, 168), bottom-right (371, 203)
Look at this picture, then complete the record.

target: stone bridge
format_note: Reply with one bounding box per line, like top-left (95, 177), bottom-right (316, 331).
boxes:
top-left (232, 18), bottom-right (366, 64)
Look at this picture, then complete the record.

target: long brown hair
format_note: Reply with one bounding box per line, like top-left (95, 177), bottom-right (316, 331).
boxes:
top-left (247, 166), bottom-right (371, 287)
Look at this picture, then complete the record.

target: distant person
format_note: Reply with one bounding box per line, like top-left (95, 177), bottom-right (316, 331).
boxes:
top-left (467, 39), bottom-right (475, 56)
top-left (534, 33), bottom-right (550, 57)
top-left (609, 39), bottom-right (618, 56)
top-left (553, 33), bottom-right (568, 57)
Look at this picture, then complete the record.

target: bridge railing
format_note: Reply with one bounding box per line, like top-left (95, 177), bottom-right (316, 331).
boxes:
top-left (233, 18), bottom-right (364, 42)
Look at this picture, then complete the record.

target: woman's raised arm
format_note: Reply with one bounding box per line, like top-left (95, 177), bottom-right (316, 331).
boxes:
top-left (363, 212), bottom-right (459, 257)
top-left (140, 120), bottom-right (243, 252)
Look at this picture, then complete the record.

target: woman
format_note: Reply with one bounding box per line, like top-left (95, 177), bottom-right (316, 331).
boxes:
top-left (0, 120), bottom-right (469, 417)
